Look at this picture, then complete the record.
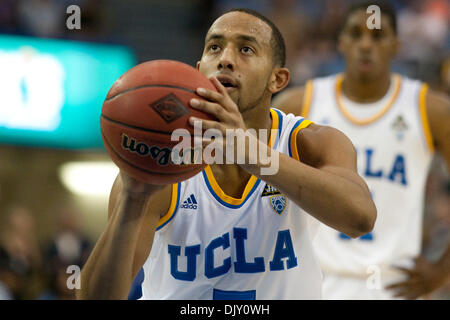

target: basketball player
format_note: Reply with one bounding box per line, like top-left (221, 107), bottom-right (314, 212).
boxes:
top-left (77, 8), bottom-right (377, 300)
top-left (273, 2), bottom-right (450, 299)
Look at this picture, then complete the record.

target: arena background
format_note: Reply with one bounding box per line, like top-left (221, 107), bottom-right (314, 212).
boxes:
top-left (0, 0), bottom-right (448, 300)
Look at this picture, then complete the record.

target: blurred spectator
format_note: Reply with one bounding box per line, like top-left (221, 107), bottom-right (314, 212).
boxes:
top-left (267, 0), bottom-right (308, 75)
top-left (17, 0), bottom-right (64, 38)
top-left (0, 205), bottom-right (43, 299)
top-left (39, 206), bottom-right (91, 300)
top-left (0, 0), bottom-right (19, 34)
top-left (0, 249), bottom-right (16, 300)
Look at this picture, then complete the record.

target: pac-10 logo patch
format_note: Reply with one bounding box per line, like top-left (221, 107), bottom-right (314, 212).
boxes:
top-left (269, 195), bottom-right (287, 215)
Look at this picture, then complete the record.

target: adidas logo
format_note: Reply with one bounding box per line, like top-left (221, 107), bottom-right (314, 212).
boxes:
top-left (180, 194), bottom-right (198, 209)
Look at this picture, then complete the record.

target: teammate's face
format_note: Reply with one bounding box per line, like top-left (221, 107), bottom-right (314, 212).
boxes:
top-left (198, 12), bottom-right (277, 112)
top-left (338, 9), bottom-right (398, 81)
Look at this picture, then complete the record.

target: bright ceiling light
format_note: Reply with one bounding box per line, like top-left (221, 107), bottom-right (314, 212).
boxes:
top-left (59, 161), bottom-right (119, 197)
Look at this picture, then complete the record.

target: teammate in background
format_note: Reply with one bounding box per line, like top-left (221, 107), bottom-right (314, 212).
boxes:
top-left (273, 1), bottom-right (450, 299)
top-left (78, 9), bottom-right (376, 299)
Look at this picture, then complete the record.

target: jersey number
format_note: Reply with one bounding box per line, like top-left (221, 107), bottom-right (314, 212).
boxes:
top-left (213, 288), bottom-right (256, 300)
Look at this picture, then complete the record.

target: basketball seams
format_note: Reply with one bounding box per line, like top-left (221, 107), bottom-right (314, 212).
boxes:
top-left (101, 114), bottom-right (176, 136)
top-left (105, 84), bottom-right (196, 101)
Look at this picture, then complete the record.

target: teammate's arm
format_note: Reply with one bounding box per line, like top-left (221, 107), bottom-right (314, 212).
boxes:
top-left (427, 89), bottom-right (450, 169)
top-left (77, 173), bottom-right (171, 300)
top-left (271, 86), bottom-right (305, 116)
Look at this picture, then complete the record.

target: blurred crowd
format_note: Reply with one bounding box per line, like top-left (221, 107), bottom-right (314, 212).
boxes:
top-left (0, 205), bottom-right (92, 300)
top-left (0, 0), bottom-right (448, 299)
top-left (1, 0), bottom-right (448, 90)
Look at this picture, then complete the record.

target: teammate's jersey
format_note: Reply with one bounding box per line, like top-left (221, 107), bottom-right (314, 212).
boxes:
top-left (302, 73), bottom-right (433, 277)
top-left (141, 108), bottom-right (323, 300)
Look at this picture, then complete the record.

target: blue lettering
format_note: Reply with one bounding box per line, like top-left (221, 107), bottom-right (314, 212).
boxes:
top-left (388, 154), bottom-right (407, 185)
top-left (364, 148), bottom-right (383, 178)
top-left (205, 233), bottom-right (232, 279)
top-left (168, 244), bottom-right (200, 281)
top-left (269, 230), bottom-right (298, 270)
top-left (233, 228), bottom-right (265, 273)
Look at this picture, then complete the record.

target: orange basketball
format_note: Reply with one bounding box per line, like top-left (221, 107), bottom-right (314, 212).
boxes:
top-left (100, 60), bottom-right (217, 185)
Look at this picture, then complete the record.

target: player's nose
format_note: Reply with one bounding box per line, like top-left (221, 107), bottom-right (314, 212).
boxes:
top-left (217, 46), bottom-right (235, 71)
top-left (358, 33), bottom-right (374, 52)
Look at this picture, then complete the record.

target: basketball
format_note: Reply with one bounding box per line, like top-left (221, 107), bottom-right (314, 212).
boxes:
top-left (100, 60), bottom-right (217, 185)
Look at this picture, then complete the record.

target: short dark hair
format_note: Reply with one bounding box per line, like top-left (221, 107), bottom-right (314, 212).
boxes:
top-left (221, 8), bottom-right (286, 67)
top-left (341, 1), bottom-right (397, 35)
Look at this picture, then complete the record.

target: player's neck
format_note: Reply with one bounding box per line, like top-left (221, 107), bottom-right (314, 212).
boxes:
top-left (209, 104), bottom-right (272, 198)
top-left (241, 102), bottom-right (273, 144)
top-left (342, 72), bottom-right (392, 103)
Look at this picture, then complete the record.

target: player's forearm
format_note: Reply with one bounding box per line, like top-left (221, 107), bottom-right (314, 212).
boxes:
top-left (77, 193), bottom-right (150, 300)
top-left (241, 143), bottom-right (376, 238)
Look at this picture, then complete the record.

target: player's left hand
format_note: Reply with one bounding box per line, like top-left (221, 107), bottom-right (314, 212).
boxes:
top-left (385, 255), bottom-right (448, 299)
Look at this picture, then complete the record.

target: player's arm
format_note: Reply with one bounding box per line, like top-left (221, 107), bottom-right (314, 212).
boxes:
top-left (427, 88), bottom-right (450, 170)
top-left (271, 86), bottom-right (305, 116)
top-left (191, 76), bottom-right (375, 238)
top-left (248, 124), bottom-right (376, 238)
top-left (77, 173), bottom-right (171, 300)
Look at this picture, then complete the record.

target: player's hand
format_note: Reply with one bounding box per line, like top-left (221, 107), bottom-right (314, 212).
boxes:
top-left (385, 255), bottom-right (448, 299)
top-left (189, 76), bottom-right (247, 133)
top-left (188, 76), bottom-right (252, 163)
top-left (119, 171), bottom-right (166, 197)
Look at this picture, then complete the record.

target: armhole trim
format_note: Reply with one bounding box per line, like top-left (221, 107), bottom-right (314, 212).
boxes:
top-left (301, 80), bottom-right (314, 118)
top-left (418, 84), bottom-right (434, 153)
top-left (156, 183), bottom-right (180, 231)
top-left (289, 119), bottom-right (314, 162)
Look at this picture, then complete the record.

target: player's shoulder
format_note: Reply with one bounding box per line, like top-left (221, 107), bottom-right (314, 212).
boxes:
top-left (297, 123), bottom-right (356, 167)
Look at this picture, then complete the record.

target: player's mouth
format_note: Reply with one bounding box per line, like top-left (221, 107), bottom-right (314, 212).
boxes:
top-left (216, 74), bottom-right (239, 93)
top-left (357, 57), bottom-right (374, 72)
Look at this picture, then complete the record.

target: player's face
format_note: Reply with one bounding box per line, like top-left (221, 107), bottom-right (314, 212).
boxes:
top-left (338, 9), bottom-right (398, 81)
top-left (198, 12), bottom-right (275, 112)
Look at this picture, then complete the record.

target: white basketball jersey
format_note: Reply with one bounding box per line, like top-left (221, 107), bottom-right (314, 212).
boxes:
top-left (141, 108), bottom-right (323, 300)
top-left (303, 74), bottom-right (433, 277)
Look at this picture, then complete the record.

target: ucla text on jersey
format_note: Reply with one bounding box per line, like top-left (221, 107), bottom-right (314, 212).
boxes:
top-left (141, 108), bottom-right (323, 300)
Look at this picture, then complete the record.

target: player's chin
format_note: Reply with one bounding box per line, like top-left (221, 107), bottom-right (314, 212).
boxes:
top-left (227, 90), bottom-right (240, 103)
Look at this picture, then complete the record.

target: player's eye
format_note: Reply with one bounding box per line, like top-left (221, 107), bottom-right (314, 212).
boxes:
top-left (241, 46), bottom-right (254, 55)
top-left (209, 44), bottom-right (220, 52)
top-left (349, 28), bottom-right (362, 39)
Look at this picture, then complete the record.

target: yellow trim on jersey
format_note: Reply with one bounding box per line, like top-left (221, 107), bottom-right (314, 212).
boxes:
top-left (156, 183), bottom-right (179, 230)
top-left (204, 166), bottom-right (259, 206)
top-left (290, 119), bottom-right (314, 161)
top-left (268, 108), bottom-right (278, 147)
top-left (203, 108), bottom-right (280, 207)
top-left (335, 74), bottom-right (402, 126)
top-left (301, 80), bottom-right (314, 118)
top-left (418, 83), bottom-right (434, 153)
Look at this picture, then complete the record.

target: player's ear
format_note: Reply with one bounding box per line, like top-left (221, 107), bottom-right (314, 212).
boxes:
top-left (196, 61), bottom-right (201, 70)
top-left (268, 67), bottom-right (290, 94)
